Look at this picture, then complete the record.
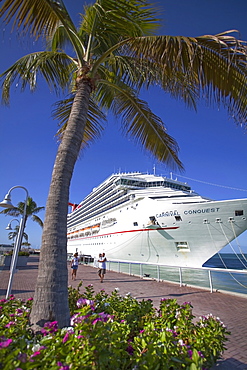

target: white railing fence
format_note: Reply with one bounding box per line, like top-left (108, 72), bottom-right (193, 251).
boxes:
top-left (102, 260), bottom-right (247, 295)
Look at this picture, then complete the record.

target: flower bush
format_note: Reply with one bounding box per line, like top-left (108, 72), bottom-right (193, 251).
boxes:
top-left (3, 250), bottom-right (30, 256)
top-left (0, 283), bottom-right (230, 369)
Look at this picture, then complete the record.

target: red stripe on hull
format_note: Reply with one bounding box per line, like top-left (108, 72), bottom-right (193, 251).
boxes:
top-left (68, 226), bottom-right (179, 240)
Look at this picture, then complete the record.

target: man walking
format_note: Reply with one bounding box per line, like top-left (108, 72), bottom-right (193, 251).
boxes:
top-left (98, 253), bottom-right (107, 283)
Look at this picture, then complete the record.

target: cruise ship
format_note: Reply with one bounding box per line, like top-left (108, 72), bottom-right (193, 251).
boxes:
top-left (67, 172), bottom-right (247, 267)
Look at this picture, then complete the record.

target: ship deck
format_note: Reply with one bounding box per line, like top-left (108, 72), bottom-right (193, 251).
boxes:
top-left (0, 255), bottom-right (246, 369)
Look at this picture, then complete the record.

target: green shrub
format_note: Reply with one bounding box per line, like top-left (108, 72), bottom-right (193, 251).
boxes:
top-left (3, 250), bottom-right (30, 256)
top-left (0, 285), bottom-right (230, 369)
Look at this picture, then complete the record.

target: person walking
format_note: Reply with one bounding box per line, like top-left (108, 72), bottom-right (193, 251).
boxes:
top-left (98, 253), bottom-right (107, 283)
top-left (71, 252), bottom-right (79, 280)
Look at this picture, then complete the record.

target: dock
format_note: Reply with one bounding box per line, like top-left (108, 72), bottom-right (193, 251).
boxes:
top-left (0, 255), bottom-right (246, 369)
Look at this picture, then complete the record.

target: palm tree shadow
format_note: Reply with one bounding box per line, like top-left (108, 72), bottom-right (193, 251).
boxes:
top-left (135, 291), bottom-right (202, 300)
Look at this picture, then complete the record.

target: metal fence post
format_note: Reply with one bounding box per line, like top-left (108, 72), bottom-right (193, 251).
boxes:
top-left (179, 267), bottom-right (183, 287)
top-left (157, 265), bottom-right (160, 282)
top-left (140, 263), bottom-right (143, 277)
top-left (208, 269), bottom-right (213, 293)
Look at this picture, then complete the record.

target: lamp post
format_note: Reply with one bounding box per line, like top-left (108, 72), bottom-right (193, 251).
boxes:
top-left (0, 186), bottom-right (29, 298)
top-left (6, 218), bottom-right (20, 272)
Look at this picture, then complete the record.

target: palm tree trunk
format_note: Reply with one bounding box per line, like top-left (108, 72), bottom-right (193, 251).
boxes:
top-left (30, 79), bottom-right (92, 330)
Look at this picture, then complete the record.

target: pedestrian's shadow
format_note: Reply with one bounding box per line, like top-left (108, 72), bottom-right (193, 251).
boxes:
top-left (211, 358), bottom-right (247, 369)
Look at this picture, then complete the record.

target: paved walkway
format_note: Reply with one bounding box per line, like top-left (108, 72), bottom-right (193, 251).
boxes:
top-left (0, 255), bottom-right (247, 369)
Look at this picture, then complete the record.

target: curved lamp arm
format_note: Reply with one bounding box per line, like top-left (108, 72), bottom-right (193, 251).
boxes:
top-left (0, 186), bottom-right (29, 298)
top-left (6, 218), bottom-right (20, 230)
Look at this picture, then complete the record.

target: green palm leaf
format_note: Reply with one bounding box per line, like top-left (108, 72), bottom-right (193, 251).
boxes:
top-left (53, 96), bottom-right (106, 148)
top-left (124, 32), bottom-right (247, 125)
top-left (0, 0), bottom-right (76, 38)
top-left (8, 226), bottom-right (28, 242)
top-left (1, 51), bottom-right (76, 104)
top-left (0, 197), bottom-right (44, 228)
top-left (97, 79), bottom-right (183, 169)
top-left (101, 55), bottom-right (198, 109)
top-left (31, 215), bottom-right (44, 228)
top-left (80, 0), bottom-right (160, 56)
top-left (0, 0), bottom-right (85, 62)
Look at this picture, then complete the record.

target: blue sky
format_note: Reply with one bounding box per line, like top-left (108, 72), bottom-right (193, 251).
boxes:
top-left (0, 0), bottom-right (247, 254)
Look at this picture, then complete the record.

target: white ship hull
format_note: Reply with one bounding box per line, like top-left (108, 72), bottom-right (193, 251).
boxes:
top-left (67, 173), bottom-right (247, 267)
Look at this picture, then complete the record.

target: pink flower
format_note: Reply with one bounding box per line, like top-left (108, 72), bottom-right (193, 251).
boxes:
top-left (57, 362), bottom-right (70, 370)
top-left (188, 349), bottom-right (193, 358)
top-left (76, 298), bottom-right (94, 308)
top-left (0, 339), bottom-right (13, 348)
top-left (62, 332), bottom-right (70, 343)
top-left (92, 318), bottom-right (101, 325)
top-left (41, 321), bottom-right (58, 335)
top-left (16, 308), bottom-right (23, 316)
top-left (41, 329), bottom-right (48, 336)
top-left (5, 321), bottom-right (16, 328)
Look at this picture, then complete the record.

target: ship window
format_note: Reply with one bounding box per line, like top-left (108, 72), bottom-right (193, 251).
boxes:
top-left (133, 222), bottom-right (138, 226)
top-left (175, 216), bottom-right (182, 221)
top-left (175, 241), bottom-right (190, 252)
top-left (235, 210), bottom-right (244, 216)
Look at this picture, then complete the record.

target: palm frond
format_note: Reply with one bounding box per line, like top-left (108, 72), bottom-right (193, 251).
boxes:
top-left (8, 226), bottom-right (28, 241)
top-left (98, 80), bottom-right (183, 169)
top-left (31, 215), bottom-right (44, 228)
top-left (101, 55), bottom-right (198, 110)
top-left (0, 197), bottom-right (44, 226)
top-left (31, 206), bottom-right (45, 215)
top-left (80, 0), bottom-right (160, 59)
top-left (48, 24), bottom-right (73, 52)
top-left (0, 0), bottom-right (86, 62)
top-left (0, 0), bottom-right (76, 38)
top-left (124, 32), bottom-right (247, 126)
top-left (0, 207), bottom-right (20, 217)
top-left (47, 23), bottom-right (86, 65)
top-left (53, 96), bottom-right (106, 149)
top-left (0, 51), bottom-right (76, 104)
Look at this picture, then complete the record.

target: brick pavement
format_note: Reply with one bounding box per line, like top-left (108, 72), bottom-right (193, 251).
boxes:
top-left (0, 255), bottom-right (247, 369)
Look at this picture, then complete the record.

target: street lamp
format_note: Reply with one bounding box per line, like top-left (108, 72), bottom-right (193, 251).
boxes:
top-left (0, 186), bottom-right (29, 298)
top-left (6, 218), bottom-right (20, 230)
top-left (5, 218), bottom-right (20, 272)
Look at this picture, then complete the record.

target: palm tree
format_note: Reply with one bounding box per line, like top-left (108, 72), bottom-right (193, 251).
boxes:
top-left (0, 196), bottom-right (44, 229)
top-left (1, 0), bottom-right (247, 330)
top-left (8, 225), bottom-right (29, 246)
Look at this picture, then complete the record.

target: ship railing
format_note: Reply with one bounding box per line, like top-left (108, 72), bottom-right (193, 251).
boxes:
top-left (97, 260), bottom-right (247, 296)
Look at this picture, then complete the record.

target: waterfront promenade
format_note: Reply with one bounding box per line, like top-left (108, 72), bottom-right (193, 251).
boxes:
top-left (0, 255), bottom-right (246, 369)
